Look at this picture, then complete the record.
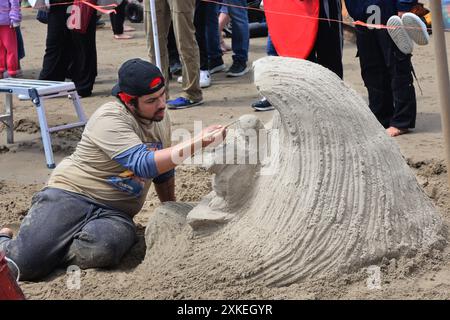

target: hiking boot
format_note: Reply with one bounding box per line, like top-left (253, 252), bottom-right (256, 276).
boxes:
top-left (226, 60), bottom-right (249, 77)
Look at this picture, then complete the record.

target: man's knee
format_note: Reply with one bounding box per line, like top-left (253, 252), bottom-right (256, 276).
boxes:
top-left (67, 239), bottom-right (123, 269)
top-left (66, 228), bottom-right (136, 269)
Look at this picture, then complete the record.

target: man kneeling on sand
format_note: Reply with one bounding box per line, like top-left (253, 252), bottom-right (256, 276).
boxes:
top-left (0, 58), bottom-right (226, 281)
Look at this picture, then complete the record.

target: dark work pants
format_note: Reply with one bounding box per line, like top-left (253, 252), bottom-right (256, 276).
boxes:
top-left (0, 188), bottom-right (137, 281)
top-left (356, 26), bottom-right (416, 129)
top-left (308, 0), bottom-right (343, 79)
top-left (171, 0), bottom-right (218, 71)
top-left (110, 0), bottom-right (127, 35)
top-left (194, 0), bottom-right (208, 71)
top-left (168, 23), bottom-right (180, 65)
top-left (39, 5), bottom-right (97, 97)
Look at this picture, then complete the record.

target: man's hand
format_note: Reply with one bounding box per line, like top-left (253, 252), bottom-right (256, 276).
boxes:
top-left (196, 125), bottom-right (227, 148)
top-left (154, 124), bottom-right (228, 175)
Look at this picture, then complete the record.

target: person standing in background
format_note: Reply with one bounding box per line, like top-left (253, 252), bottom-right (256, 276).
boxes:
top-left (222, 0), bottom-right (250, 77)
top-left (145, 0), bottom-right (203, 109)
top-left (39, 0), bottom-right (98, 97)
top-left (253, 0), bottom-right (343, 111)
top-left (345, 0), bottom-right (418, 137)
top-left (110, 0), bottom-right (135, 40)
top-left (0, 0), bottom-right (21, 78)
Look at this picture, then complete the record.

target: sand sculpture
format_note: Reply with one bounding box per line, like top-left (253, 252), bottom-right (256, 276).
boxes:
top-left (144, 57), bottom-right (446, 287)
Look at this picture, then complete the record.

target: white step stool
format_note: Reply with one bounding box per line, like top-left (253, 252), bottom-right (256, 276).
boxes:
top-left (0, 79), bottom-right (87, 168)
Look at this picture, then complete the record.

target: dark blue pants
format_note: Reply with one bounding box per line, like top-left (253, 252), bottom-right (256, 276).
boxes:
top-left (355, 26), bottom-right (417, 129)
top-left (197, 0), bottom-right (224, 70)
top-left (266, 34), bottom-right (277, 56)
top-left (0, 188), bottom-right (136, 281)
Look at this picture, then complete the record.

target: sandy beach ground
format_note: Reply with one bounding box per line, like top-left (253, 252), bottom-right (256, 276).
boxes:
top-left (0, 8), bottom-right (449, 299)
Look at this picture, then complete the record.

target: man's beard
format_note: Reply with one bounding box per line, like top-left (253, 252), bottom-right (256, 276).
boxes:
top-left (134, 106), bottom-right (164, 123)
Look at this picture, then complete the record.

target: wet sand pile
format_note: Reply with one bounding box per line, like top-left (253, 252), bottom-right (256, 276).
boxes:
top-left (141, 57), bottom-right (446, 289)
top-left (0, 56), bottom-right (450, 299)
top-left (0, 180), bottom-right (40, 227)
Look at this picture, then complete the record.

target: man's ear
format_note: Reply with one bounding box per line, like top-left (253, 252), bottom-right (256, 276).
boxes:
top-left (126, 98), bottom-right (138, 111)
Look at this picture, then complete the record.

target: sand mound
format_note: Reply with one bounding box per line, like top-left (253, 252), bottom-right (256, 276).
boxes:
top-left (142, 57), bottom-right (446, 288)
top-left (14, 119), bottom-right (40, 134)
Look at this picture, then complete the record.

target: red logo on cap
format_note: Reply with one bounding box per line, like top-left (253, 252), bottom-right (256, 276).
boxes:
top-left (149, 77), bottom-right (162, 90)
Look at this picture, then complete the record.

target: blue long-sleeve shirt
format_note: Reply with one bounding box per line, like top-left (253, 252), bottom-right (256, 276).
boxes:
top-left (113, 144), bottom-right (174, 184)
top-left (345, 0), bottom-right (418, 23)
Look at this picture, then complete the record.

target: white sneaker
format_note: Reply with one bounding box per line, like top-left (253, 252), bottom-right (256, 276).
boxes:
top-left (177, 71), bottom-right (212, 88)
top-left (200, 70), bottom-right (211, 88)
top-left (402, 12), bottom-right (429, 46)
top-left (387, 15), bottom-right (414, 55)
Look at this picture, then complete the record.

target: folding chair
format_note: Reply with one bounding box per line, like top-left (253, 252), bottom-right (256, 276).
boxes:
top-left (0, 79), bottom-right (87, 168)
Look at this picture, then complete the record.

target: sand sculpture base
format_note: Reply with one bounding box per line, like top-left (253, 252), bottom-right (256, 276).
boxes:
top-left (144, 57), bottom-right (445, 286)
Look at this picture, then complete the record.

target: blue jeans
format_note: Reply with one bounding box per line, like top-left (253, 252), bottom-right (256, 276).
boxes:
top-left (223, 0), bottom-right (249, 63)
top-left (266, 34), bottom-right (278, 56)
top-left (0, 188), bottom-right (137, 281)
top-left (205, 0), bottom-right (222, 63)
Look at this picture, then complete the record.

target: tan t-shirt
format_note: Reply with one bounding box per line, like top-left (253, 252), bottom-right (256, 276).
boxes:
top-left (48, 100), bottom-right (172, 216)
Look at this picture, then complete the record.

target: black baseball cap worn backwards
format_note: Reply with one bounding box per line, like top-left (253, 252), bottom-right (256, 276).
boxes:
top-left (112, 58), bottom-right (165, 97)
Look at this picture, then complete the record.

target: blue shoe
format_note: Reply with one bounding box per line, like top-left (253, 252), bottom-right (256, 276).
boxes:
top-left (167, 97), bottom-right (203, 110)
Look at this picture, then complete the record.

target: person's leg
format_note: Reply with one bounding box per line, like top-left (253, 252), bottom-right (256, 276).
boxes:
top-left (356, 26), bottom-right (394, 129)
top-left (225, 0), bottom-right (249, 64)
top-left (0, 188), bottom-right (99, 281)
top-left (70, 13), bottom-right (97, 97)
top-left (110, 0), bottom-right (129, 37)
top-left (39, 5), bottom-right (72, 81)
top-left (194, 0), bottom-right (208, 71)
top-left (0, 27), bottom-right (7, 77)
top-left (64, 208), bottom-right (137, 269)
top-left (194, 0), bottom-right (212, 88)
top-left (205, 0), bottom-right (224, 70)
top-left (171, 0), bottom-right (203, 102)
top-left (377, 30), bottom-right (417, 133)
top-left (4, 27), bottom-right (19, 77)
top-left (168, 23), bottom-right (181, 75)
top-left (314, 0), bottom-right (343, 79)
top-left (146, 0), bottom-right (171, 96)
top-left (266, 33), bottom-right (278, 56)
top-left (251, 32), bottom-right (277, 111)
top-left (15, 26), bottom-right (24, 61)
top-left (218, 6), bottom-right (231, 52)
